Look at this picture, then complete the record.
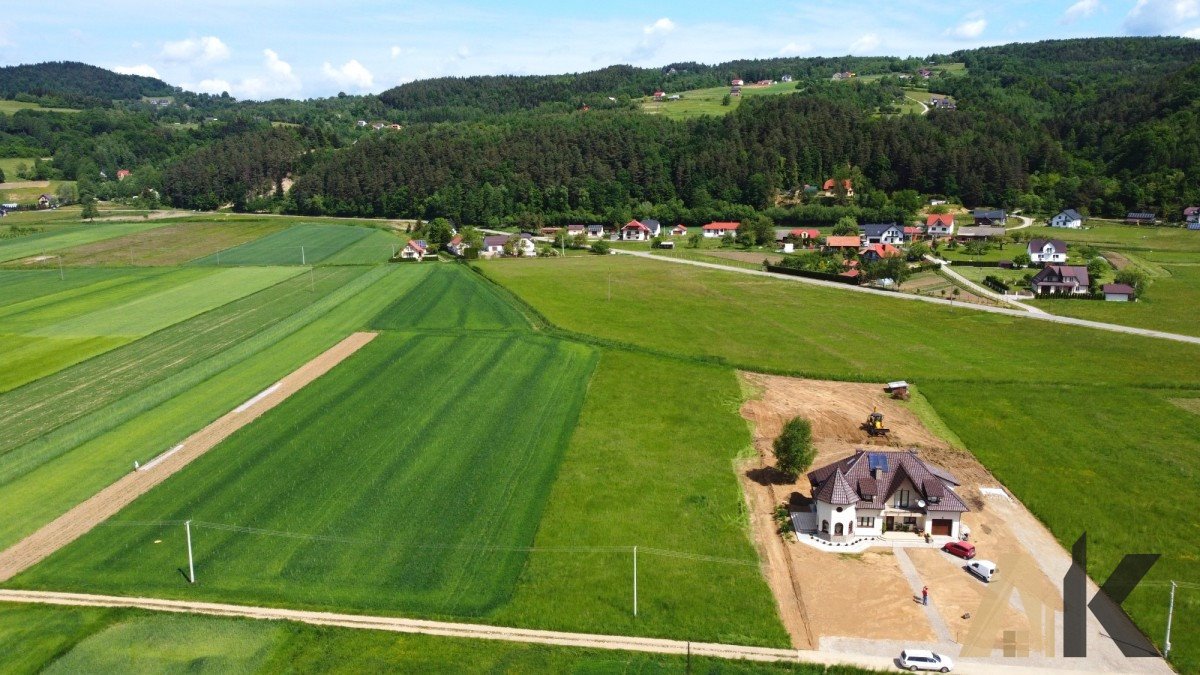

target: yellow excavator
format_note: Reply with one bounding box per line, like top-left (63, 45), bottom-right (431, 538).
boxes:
top-left (864, 406), bottom-right (890, 438)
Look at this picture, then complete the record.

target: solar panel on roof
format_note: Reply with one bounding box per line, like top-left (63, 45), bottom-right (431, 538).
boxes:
top-left (868, 453), bottom-right (888, 472)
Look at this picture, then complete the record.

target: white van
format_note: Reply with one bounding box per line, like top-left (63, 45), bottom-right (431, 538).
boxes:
top-left (899, 648), bottom-right (954, 671)
top-left (967, 559), bottom-right (998, 583)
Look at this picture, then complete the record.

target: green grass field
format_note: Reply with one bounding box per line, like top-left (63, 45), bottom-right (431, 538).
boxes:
top-left (39, 219), bottom-right (290, 267)
top-left (481, 255), bottom-right (1200, 386)
top-left (642, 81), bottom-right (799, 120)
top-left (0, 604), bottom-right (859, 675)
top-left (0, 157), bottom-right (50, 177)
top-left (371, 264), bottom-right (530, 331)
top-left (13, 331), bottom-right (599, 617)
top-left (0, 100), bottom-right (78, 114)
top-left (0, 266), bottom-right (410, 551)
top-left (190, 223), bottom-right (376, 266)
top-left (0, 266), bottom-right (298, 393)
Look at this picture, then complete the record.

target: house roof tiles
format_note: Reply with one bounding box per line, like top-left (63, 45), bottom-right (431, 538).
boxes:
top-left (808, 449), bottom-right (968, 513)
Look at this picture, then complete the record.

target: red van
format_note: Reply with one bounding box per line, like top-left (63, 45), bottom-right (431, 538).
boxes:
top-left (942, 541), bottom-right (976, 559)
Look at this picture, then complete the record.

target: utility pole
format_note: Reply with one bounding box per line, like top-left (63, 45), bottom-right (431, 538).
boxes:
top-left (58, 257), bottom-right (64, 281)
top-left (185, 520), bottom-right (195, 584)
top-left (1165, 581), bottom-right (1176, 659)
top-left (309, 267), bottom-right (315, 292)
top-left (633, 546), bottom-right (638, 617)
top-left (301, 246), bottom-right (306, 266)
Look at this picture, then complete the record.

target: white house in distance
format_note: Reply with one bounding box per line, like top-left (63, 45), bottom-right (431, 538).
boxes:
top-left (860, 222), bottom-right (905, 246)
top-left (702, 221), bottom-right (740, 238)
top-left (671, 224), bottom-right (688, 236)
top-left (481, 235), bottom-right (509, 257)
top-left (1049, 209), bottom-right (1083, 229)
top-left (925, 213), bottom-right (955, 237)
top-left (806, 449), bottom-right (968, 543)
top-left (399, 239), bottom-right (428, 261)
top-left (621, 219), bottom-right (662, 241)
top-left (585, 223), bottom-right (606, 238)
top-left (481, 233), bottom-right (537, 258)
top-left (1027, 238), bottom-right (1068, 264)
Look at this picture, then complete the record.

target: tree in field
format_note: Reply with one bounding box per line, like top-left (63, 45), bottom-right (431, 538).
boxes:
top-left (1012, 252), bottom-right (1031, 268)
top-left (80, 196), bottom-right (98, 221)
top-left (0, 168), bottom-right (5, 183)
top-left (720, 231), bottom-right (734, 247)
top-left (906, 241), bottom-right (931, 262)
top-left (571, 232), bottom-right (588, 248)
top-left (744, 214), bottom-right (776, 246)
top-left (426, 217), bottom-right (455, 246)
top-left (1086, 257), bottom-right (1109, 292)
top-left (721, 93), bottom-right (732, 106)
top-left (1113, 268), bottom-right (1149, 297)
top-left (773, 417), bottom-right (815, 480)
top-left (687, 232), bottom-right (703, 248)
top-left (590, 240), bottom-right (610, 255)
top-left (831, 216), bottom-right (859, 236)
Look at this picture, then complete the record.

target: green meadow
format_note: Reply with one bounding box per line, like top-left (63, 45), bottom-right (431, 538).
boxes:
top-left (190, 223), bottom-right (378, 266)
top-left (370, 264), bottom-right (530, 331)
top-left (0, 219), bottom-right (169, 263)
top-left (0, 603), bottom-right (864, 675)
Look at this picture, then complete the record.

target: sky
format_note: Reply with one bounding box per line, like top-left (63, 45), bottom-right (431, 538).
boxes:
top-left (0, 1), bottom-right (1197, 100)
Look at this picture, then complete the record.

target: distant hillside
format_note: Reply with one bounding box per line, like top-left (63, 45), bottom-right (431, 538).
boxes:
top-left (0, 61), bottom-right (175, 106)
top-left (378, 56), bottom-right (928, 118)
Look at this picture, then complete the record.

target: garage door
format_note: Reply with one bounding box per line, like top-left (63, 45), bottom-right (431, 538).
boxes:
top-left (931, 519), bottom-right (952, 536)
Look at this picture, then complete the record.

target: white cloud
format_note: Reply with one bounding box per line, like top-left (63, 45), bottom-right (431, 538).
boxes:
top-left (1061, 0), bottom-right (1101, 24)
top-left (1125, 0), bottom-right (1200, 34)
top-left (643, 17), bottom-right (676, 35)
top-left (161, 36), bottom-right (230, 64)
top-left (947, 18), bottom-right (987, 38)
top-left (390, 45), bottom-right (402, 59)
top-left (779, 41), bottom-right (813, 56)
top-left (1186, 26), bottom-right (1200, 37)
top-left (322, 59), bottom-right (374, 90)
top-left (456, 44), bottom-right (471, 59)
top-left (189, 78), bottom-right (233, 95)
top-left (113, 64), bottom-right (160, 78)
top-left (849, 33), bottom-right (881, 53)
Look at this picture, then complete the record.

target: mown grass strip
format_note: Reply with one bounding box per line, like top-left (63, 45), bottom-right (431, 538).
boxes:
top-left (190, 224), bottom-right (374, 266)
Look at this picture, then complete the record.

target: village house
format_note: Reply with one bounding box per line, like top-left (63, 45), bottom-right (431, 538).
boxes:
top-left (955, 225), bottom-right (1007, 241)
top-left (1027, 238), bottom-right (1068, 264)
top-left (822, 178), bottom-right (854, 197)
top-left (925, 213), bottom-right (955, 237)
top-left (481, 235), bottom-right (508, 257)
top-left (789, 228), bottom-right (820, 243)
top-left (929, 97), bottom-right (956, 110)
top-left (859, 243), bottom-right (901, 262)
top-left (1031, 265), bottom-right (1090, 295)
top-left (702, 221), bottom-right (740, 238)
top-left (731, 78), bottom-right (744, 86)
top-left (399, 239), bottom-right (428, 261)
top-left (446, 235), bottom-right (468, 257)
top-left (653, 90), bottom-right (665, 101)
top-left (621, 219), bottom-right (661, 241)
top-left (671, 224), bottom-right (688, 236)
top-left (116, 169), bottom-right (131, 181)
top-left (918, 68), bottom-right (932, 78)
top-left (1049, 209), bottom-right (1083, 229)
top-left (37, 194), bottom-right (54, 209)
top-left (859, 222), bottom-right (905, 246)
top-left (1184, 206), bottom-right (1199, 228)
top-left (805, 450), bottom-right (968, 543)
top-left (729, 85), bottom-right (741, 97)
top-left (972, 208), bottom-right (1007, 226)
top-left (903, 226), bottom-right (923, 242)
top-left (1126, 212), bottom-right (1156, 225)
top-left (1103, 283), bottom-right (1136, 302)
top-left (781, 74), bottom-right (793, 82)
top-left (564, 224), bottom-right (585, 238)
top-left (585, 223), bottom-right (606, 238)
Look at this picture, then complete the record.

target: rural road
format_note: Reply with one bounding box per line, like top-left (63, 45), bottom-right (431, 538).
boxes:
top-left (0, 590), bottom-right (1153, 675)
top-left (924, 255), bottom-right (1048, 315)
top-left (611, 250), bottom-right (1200, 345)
top-left (1007, 214), bottom-right (1034, 230)
top-left (905, 94), bottom-right (930, 115)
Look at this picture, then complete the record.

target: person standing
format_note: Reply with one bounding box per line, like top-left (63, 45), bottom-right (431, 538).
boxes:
top-left (922, 585), bottom-right (929, 606)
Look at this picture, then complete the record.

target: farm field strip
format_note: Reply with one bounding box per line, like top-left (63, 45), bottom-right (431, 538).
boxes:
top-left (318, 228), bottom-right (405, 265)
top-left (0, 266), bottom-right (378, 483)
top-left (0, 220), bottom-right (169, 263)
top-left (27, 220), bottom-right (290, 267)
top-left (9, 332), bottom-right (599, 618)
top-left (370, 264), bottom-right (530, 331)
top-left (0, 265), bottom-right (421, 555)
top-left (189, 223), bottom-right (375, 266)
top-left (0, 333), bottom-right (380, 583)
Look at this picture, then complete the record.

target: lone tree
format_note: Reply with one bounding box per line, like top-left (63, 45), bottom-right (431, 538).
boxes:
top-left (773, 416), bottom-right (815, 480)
top-left (80, 196), bottom-right (98, 221)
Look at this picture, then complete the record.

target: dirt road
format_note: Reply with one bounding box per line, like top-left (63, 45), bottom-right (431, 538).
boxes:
top-left (0, 589), bottom-right (1120, 674)
top-left (0, 332), bottom-right (377, 583)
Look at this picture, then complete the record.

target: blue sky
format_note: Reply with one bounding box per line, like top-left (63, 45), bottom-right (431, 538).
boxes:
top-left (0, 1), bottom-right (1196, 99)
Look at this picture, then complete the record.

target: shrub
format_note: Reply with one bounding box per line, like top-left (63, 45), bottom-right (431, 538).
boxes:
top-left (590, 240), bottom-right (611, 255)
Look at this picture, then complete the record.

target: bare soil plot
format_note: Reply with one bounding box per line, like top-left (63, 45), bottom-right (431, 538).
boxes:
top-left (738, 373), bottom-right (1060, 653)
top-left (902, 271), bottom-right (998, 307)
top-left (0, 332), bottom-right (377, 583)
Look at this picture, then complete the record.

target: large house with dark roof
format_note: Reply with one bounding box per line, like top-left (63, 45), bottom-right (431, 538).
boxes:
top-left (807, 449), bottom-right (968, 543)
top-left (859, 223), bottom-right (905, 246)
top-left (972, 208), bottom-right (1007, 226)
top-left (1027, 238), bottom-right (1068, 264)
top-left (1031, 265), bottom-right (1090, 295)
top-left (1049, 209), bottom-right (1083, 229)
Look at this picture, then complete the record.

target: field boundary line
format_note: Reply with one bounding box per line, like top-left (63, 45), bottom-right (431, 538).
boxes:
top-left (0, 589), bottom-right (1073, 674)
top-left (0, 331), bottom-right (378, 583)
top-left (611, 249), bottom-right (1200, 345)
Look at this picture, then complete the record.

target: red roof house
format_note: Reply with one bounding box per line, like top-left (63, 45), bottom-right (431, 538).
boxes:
top-left (701, 221), bottom-right (740, 238)
top-left (116, 169), bottom-right (131, 181)
top-left (790, 228), bottom-right (820, 239)
top-left (824, 235), bottom-right (862, 249)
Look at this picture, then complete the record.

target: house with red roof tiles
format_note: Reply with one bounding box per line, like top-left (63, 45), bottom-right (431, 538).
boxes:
top-left (701, 221), bottom-right (740, 238)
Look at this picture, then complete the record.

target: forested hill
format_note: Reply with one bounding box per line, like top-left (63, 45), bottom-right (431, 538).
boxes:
top-left (0, 61), bottom-right (176, 106)
top-left (378, 55), bottom-right (930, 117)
